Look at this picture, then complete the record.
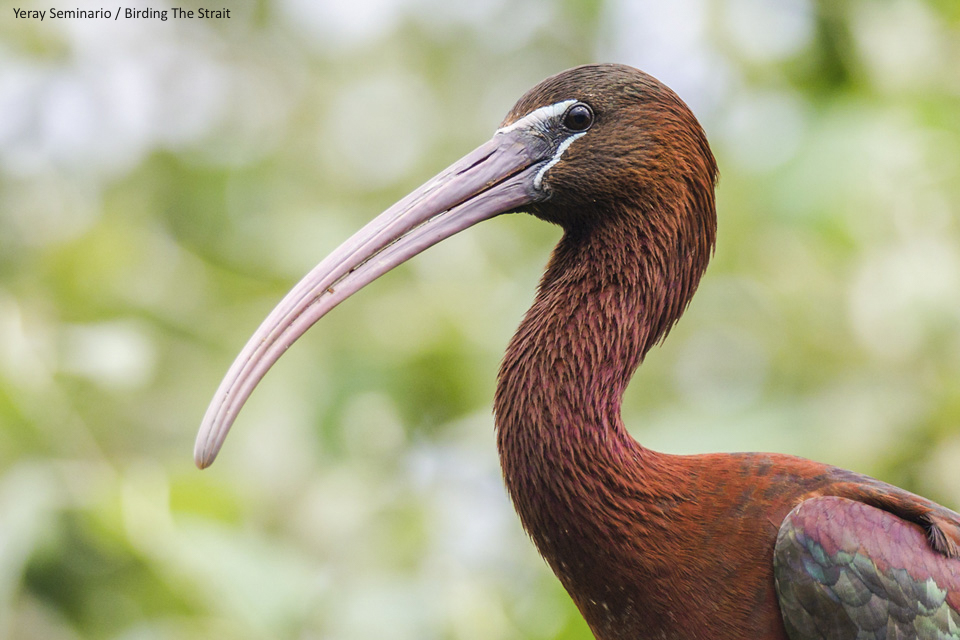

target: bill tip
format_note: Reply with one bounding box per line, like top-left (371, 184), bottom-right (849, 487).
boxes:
top-left (194, 445), bottom-right (216, 470)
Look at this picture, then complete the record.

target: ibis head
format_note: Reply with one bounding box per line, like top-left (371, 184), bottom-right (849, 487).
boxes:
top-left (195, 63), bottom-right (717, 468)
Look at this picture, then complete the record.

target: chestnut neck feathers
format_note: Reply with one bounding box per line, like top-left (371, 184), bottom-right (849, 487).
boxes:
top-left (492, 63), bottom-right (718, 608)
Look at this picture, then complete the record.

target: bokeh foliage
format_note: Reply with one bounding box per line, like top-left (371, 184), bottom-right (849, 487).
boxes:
top-left (1, 0), bottom-right (959, 638)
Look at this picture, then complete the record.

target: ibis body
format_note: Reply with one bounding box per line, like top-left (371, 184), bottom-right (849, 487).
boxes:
top-left (196, 65), bottom-right (960, 640)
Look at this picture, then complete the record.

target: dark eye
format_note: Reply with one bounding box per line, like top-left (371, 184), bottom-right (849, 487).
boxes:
top-left (562, 103), bottom-right (594, 131)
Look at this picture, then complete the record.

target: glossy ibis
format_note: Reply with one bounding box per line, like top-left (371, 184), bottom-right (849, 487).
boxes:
top-left (195, 64), bottom-right (960, 639)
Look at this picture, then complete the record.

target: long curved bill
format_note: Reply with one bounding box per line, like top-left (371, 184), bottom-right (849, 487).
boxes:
top-left (194, 126), bottom-right (553, 468)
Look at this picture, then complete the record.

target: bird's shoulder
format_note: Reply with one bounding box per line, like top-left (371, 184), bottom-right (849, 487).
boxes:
top-left (685, 452), bottom-right (960, 552)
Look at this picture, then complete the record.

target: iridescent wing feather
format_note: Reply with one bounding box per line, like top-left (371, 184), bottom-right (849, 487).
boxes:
top-left (775, 496), bottom-right (960, 639)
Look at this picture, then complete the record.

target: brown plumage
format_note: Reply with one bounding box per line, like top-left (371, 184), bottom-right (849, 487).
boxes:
top-left (196, 64), bottom-right (960, 640)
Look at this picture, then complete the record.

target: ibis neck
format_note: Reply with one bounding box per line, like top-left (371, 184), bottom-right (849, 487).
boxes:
top-left (493, 205), bottom-right (712, 543)
top-left (495, 214), bottom-right (698, 457)
top-left (492, 209), bottom-right (710, 633)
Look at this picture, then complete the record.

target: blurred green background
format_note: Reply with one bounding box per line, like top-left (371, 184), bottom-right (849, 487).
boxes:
top-left (1, 0), bottom-right (959, 638)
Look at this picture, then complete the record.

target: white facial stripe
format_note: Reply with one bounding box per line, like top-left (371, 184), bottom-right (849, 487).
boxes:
top-left (495, 99), bottom-right (578, 135)
top-left (533, 131), bottom-right (585, 190)
top-left (496, 98), bottom-right (589, 191)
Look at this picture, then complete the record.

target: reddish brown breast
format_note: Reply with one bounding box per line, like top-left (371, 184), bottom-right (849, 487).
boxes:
top-left (504, 443), bottom-right (846, 639)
